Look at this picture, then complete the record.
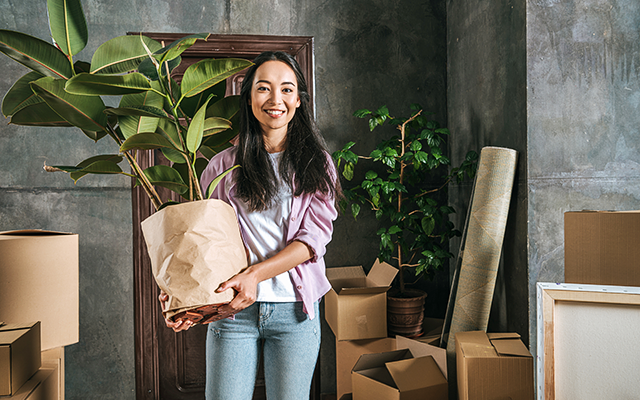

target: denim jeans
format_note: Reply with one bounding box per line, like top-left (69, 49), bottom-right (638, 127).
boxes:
top-left (205, 301), bottom-right (321, 400)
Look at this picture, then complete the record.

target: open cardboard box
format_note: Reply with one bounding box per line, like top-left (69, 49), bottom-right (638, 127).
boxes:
top-left (325, 260), bottom-right (398, 341)
top-left (456, 331), bottom-right (534, 400)
top-left (351, 347), bottom-right (447, 400)
top-left (335, 318), bottom-right (446, 398)
top-left (0, 230), bottom-right (79, 350)
top-left (565, 210), bottom-right (640, 287)
top-left (0, 322), bottom-right (41, 397)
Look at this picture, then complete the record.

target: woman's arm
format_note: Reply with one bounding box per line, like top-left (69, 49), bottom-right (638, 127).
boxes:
top-left (214, 240), bottom-right (313, 317)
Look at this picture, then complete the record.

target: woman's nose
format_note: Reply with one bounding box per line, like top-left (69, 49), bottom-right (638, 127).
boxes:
top-left (269, 90), bottom-right (282, 104)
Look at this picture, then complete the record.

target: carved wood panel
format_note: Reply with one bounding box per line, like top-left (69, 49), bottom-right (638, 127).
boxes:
top-left (131, 33), bottom-right (317, 400)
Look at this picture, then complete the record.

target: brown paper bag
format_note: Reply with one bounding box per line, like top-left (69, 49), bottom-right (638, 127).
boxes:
top-left (141, 199), bottom-right (247, 322)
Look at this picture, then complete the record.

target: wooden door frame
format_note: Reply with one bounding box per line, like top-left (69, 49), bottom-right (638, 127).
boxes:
top-left (132, 33), bottom-right (316, 399)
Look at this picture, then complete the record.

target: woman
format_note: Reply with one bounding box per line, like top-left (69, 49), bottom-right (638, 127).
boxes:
top-left (164, 51), bottom-right (340, 400)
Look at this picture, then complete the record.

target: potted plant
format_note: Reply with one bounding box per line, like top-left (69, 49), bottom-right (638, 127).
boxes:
top-left (332, 104), bottom-right (478, 337)
top-left (0, 0), bottom-right (253, 324)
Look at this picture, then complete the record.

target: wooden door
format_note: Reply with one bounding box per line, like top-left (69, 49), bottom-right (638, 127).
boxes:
top-left (131, 34), bottom-right (318, 400)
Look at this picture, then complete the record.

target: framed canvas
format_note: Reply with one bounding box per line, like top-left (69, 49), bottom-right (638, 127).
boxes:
top-left (536, 282), bottom-right (640, 400)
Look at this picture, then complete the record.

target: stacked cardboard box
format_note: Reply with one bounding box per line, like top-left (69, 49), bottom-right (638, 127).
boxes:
top-left (325, 261), bottom-right (397, 398)
top-left (325, 261), bottom-right (452, 399)
top-left (564, 210), bottom-right (640, 286)
top-left (0, 322), bottom-right (41, 397)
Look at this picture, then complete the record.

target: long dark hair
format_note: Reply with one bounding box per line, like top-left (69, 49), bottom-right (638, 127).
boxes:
top-left (235, 51), bottom-right (340, 211)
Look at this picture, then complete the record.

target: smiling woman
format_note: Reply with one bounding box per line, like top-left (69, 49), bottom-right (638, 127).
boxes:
top-left (175, 51), bottom-right (343, 400)
top-left (250, 60), bottom-right (301, 151)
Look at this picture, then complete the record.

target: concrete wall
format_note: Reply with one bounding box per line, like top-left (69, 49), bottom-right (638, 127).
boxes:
top-left (527, 0), bottom-right (640, 354)
top-left (448, 0), bottom-right (640, 366)
top-left (447, 0), bottom-right (528, 340)
top-left (0, 0), bottom-right (448, 397)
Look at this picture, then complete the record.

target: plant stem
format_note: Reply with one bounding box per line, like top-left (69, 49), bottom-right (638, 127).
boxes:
top-left (394, 110), bottom-right (421, 294)
top-left (105, 125), bottom-right (163, 210)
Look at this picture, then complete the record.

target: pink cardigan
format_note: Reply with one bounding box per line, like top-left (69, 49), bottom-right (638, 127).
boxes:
top-left (200, 146), bottom-right (337, 319)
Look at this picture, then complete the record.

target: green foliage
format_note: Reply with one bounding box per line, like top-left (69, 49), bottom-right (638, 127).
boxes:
top-left (332, 104), bottom-right (478, 293)
top-left (0, 0), bottom-right (253, 210)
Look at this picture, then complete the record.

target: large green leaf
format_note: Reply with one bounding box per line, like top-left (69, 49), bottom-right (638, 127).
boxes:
top-left (205, 95), bottom-right (240, 120)
top-left (206, 165), bottom-right (239, 199)
top-left (181, 80), bottom-right (226, 119)
top-left (143, 165), bottom-right (187, 194)
top-left (47, 0), bottom-right (87, 56)
top-left (65, 72), bottom-right (152, 96)
top-left (10, 102), bottom-right (71, 127)
top-left (120, 132), bottom-right (177, 152)
top-left (138, 55), bottom-right (181, 81)
top-left (30, 76), bottom-right (108, 132)
top-left (186, 94), bottom-right (214, 153)
top-left (156, 118), bottom-right (182, 149)
top-left (2, 71), bottom-right (44, 117)
top-left (49, 154), bottom-right (124, 182)
top-left (202, 117), bottom-right (232, 137)
top-left (0, 30), bottom-right (72, 79)
top-left (181, 58), bottom-right (252, 99)
top-left (154, 33), bottom-right (209, 64)
top-left (116, 95), bottom-right (165, 139)
top-left (104, 105), bottom-right (168, 118)
top-left (90, 35), bottom-right (162, 74)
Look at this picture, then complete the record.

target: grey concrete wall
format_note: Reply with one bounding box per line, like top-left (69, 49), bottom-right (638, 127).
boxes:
top-left (448, 0), bottom-right (640, 377)
top-left (1, 0), bottom-right (448, 397)
top-left (447, 0), bottom-right (529, 341)
top-left (527, 0), bottom-right (640, 357)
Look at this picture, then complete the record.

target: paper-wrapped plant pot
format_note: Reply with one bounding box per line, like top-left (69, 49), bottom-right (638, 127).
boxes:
top-left (141, 199), bottom-right (247, 322)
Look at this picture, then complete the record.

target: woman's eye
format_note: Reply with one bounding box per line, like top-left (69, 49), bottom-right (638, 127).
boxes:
top-left (256, 86), bottom-right (269, 92)
top-left (282, 88), bottom-right (293, 93)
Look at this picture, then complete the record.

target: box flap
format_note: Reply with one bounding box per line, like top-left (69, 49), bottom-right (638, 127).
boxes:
top-left (490, 337), bottom-right (531, 358)
top-left (0, 229), bottom-right (74, 236)
top-left (387, 355), bottom-right (446, 391)
top-left (367, 260), bottom-right (398, 287)
top-left (352, 348), bottom-right (412, 373)
top-left (337, 286), bottom-right (391, 295)
top-left (456, 331), bottom-right (497, 358)
top-left (326, 266), bottom-right (367, 292)
top-left (486, 332), bottom-right (520, 340)
top-left (395, 335), bottom-right (447, 380)
top-left (0, 322), bottom-right (39, 333)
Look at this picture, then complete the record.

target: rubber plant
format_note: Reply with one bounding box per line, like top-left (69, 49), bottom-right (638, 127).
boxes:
top-left (333, 104), bottom-right (478, 295)
top-left (0, 0), bottom-right (252, 210)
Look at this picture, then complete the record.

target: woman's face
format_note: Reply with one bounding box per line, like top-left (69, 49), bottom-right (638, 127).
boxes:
top-left (249, 60), bottom-right (301, 139)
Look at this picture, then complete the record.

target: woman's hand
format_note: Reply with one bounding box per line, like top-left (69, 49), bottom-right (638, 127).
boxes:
top-left (158, 291), bottom-right (194, 332)
top-left (215, 269), bottom-right (260, 317)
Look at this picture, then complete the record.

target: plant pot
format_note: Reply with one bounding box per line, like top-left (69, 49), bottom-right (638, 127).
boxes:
top-left (141, 199), bottom-right (247, 322)
top-left (387, 288), bottom-right (427, 338)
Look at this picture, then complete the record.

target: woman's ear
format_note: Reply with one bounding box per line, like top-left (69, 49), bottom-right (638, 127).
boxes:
top-left (296, 97), bottom-right (301, 108)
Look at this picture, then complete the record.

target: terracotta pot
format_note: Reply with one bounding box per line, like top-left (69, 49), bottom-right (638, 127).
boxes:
top-left (387, 288), bottom-right (428, 338)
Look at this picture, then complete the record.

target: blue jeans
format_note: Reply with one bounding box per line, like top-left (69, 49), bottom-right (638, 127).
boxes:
top-left (205, 301), bottom-right (321, 400)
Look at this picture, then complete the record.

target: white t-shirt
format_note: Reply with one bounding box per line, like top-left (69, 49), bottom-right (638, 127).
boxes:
top-left (234, 152), bottom-right (300, 302)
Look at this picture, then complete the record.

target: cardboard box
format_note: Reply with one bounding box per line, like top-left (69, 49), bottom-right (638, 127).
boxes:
top-left (456, 331), bottom-right (533, 400)
top-left (351, 348), bottom-right (448, 400)
top-left (0, 230), bottom-right (79, 350)
top-left (0, 322), bottom-right (42, 396)
top-left (565, 210), bottom-right (640, 287)
top-left (336, 337), bottom-right (396, 398)
top-left (7, 363), bottom-right (59, 400)
top-left (325, 260), bottom-right (398, 340)
top-left (41, 347), bottom-right (64, 400)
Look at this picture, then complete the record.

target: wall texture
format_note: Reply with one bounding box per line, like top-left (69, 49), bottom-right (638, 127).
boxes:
top-left (0, 0), bottom-right (448, 397)
top-left (448, 0), bottom-right (640, 370)
top-left (527, 0), bottom-right (640, 355)
top-left (447, 0), bottom-right (528, 340)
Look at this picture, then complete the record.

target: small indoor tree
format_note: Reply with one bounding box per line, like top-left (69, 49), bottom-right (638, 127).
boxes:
top-left (333, 104), bottom-right (478, 296)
